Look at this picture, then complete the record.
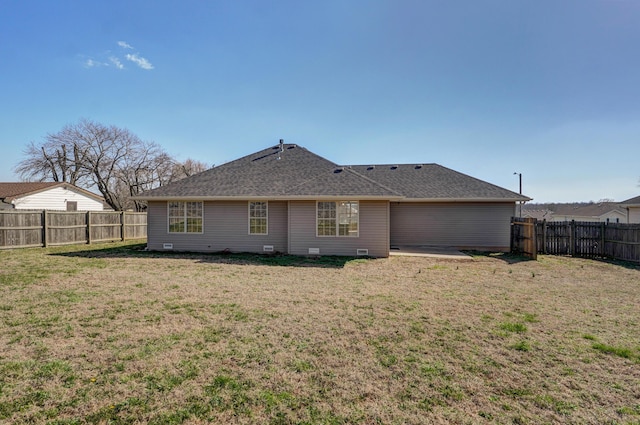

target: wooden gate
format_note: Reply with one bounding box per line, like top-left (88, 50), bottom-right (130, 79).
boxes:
top-left (510, 217), bottom-right (537, 260)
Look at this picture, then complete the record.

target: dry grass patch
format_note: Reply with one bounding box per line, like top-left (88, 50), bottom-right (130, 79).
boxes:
top-left (0, 242), bottom-right (639, 424)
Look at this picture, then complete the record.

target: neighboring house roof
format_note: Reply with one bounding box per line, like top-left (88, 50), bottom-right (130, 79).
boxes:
top-left (522, 209), bottom-right (553, 220)
top-left (550, 202), bottom-right (626, 218)
top-left (523, 202), bottom-right (627, 222)
top-left (0, 182), bottom-right (105, 205)
top-left (620, 195), bottom-right (640, 206)
top-left (138, 143), bottom-right (530, 202)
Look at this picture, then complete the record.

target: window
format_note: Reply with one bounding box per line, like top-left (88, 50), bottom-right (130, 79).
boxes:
top-left (249, 201), bottom-right (268, 234)
top-left (338, 201), bottom-right (359, 236)
top-left (317, 201), bottom-right (358, 237)
top-left (66, 201), bottom-right (77, 211)
top-left (168, 201), bottom-right (203, 233)
top-left (317, 202), bottom-right (336, 236)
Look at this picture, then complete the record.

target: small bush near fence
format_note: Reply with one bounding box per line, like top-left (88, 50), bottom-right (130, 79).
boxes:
top-left (0, 210), bottom-right (147, 249)
top-left (512, 218), bottom-right (640, 263)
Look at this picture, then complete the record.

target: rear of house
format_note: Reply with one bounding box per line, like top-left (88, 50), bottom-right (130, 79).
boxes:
top-left (389, 201), bottom-right (514, 251)
top-left (146, 199), bottom-right (391, 257)
top-left (138, 143), bottom-right (529, 257)
top-left (350, 163), bottom-right (524, 252)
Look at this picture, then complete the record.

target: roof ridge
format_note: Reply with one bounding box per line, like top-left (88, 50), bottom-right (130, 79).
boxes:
top-left (350, 163), bottom-right (437, 167)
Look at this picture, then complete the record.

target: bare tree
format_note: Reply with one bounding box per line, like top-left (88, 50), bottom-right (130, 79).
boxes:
top-left (14, 119), bottom-right (202, 211)
top-left (14, 139), bottom-right (89, 185)
top-left (172, 158), bottom-right (210, 180)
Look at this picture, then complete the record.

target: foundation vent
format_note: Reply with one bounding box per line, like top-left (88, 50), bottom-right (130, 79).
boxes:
top-left (356, 249), bottom-right (369, 256)
top-left (263, 245), bottom-right (274, 252)
top-left (163, 243), bottom-right (174, 250)
top-left (308, 248), bottom-right (320, 255)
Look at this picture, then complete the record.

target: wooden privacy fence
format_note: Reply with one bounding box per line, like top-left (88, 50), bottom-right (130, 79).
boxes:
top-left (511, 218), bottom-right (640, 263)
top-left (0, 210), bottom-right (147, 249)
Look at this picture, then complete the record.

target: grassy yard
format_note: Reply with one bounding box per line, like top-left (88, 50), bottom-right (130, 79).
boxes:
top-left (0, 242), bottom-right (639, 424)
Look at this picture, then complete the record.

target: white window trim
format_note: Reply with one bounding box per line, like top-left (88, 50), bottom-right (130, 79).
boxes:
top-left (316, 200), bottom-right (359, 238)
top-left (248, 201), bottom-right (268, 235)
top-left (167, 201), bottom-right (204, 234)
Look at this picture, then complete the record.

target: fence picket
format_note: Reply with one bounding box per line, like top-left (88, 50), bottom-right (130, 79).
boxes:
top-left (512, 218), bottom-right (640, 263)
top-left (0, 210), bottom-right (146, 249)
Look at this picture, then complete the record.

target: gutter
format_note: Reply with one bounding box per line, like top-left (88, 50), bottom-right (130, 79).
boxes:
top-left (132, 195), bottom-right (406, 202)
top-left (132, 195), bottom-right (531, 203)
top-left (394, 197), bottom-right (532, 203)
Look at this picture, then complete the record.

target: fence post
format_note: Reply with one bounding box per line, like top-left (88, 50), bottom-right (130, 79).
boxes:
top-left (601, 222), bottom-right (606, 257)
top-left (570, 220), bottom-right (576, 256)
top-left (121, 211), bottom-right (125, 241)
top-left (42, 210), bottom-right (48, 248)
top-left (510, 217), bottom-right (514, 253)
top-left (542, 220), bottom-right (547, 254)
top-left (531, 218), bottom-right (538, 260)
top-left (87, 211), bottom-right (92, 245)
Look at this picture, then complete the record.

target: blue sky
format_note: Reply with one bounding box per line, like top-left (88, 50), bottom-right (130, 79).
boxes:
top-left (1, 0), bottom-right (639, 203)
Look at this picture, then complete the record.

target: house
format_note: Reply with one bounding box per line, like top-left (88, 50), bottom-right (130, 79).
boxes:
top-left (544, 203), bottom-right (627, 224)
top-left (0, 182), bottom-right (105, 211)
top-left (136, 142), bottom-right (529, 257)
top-left (620, 195), bottom-right (640, 223)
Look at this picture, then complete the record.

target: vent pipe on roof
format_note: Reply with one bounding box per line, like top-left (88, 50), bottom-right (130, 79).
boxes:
top-left (277, 139), bottom-right (284, 160)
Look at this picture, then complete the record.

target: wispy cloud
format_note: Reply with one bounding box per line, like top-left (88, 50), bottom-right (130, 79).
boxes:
top-left (125, 53), bottom-right (154, 70)
top-left (82, 41), bottom-right (154, 71)
top-left (109, 56), bottom-right (124, 70)
top-left (117, 41), bottom-right (134, 49)
top-left (83, 58), bottom-right (108, 68)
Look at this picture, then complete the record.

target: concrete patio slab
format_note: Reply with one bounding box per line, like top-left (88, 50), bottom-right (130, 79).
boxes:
top-left (389, 245), bottom-right (473, 260)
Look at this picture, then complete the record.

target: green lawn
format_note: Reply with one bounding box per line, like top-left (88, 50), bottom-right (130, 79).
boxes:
top-left (1, 242), bottom-right (639, 424)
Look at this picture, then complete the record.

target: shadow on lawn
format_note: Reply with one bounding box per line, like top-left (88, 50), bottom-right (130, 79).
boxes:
top-left (463, 251), bottom-right (536, 265)
top-left (465, 250), bottom-right (640, 270)
top-left (50, 243), bottom-right (363, 269)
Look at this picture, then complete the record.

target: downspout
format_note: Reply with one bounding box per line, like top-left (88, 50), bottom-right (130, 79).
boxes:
top-left (0, 198), bottom-right (15, 209)
top-left (287, 201), bottom-right (291, 254)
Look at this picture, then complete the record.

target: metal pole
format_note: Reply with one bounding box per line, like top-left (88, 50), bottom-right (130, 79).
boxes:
top-left (514, 172), bottom-right (522, 217)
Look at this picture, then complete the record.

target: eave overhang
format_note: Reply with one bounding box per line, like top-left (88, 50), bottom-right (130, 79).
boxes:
top-left (394, 197), bottom-right (532, 203)
top-left (133, 195), bottom-right (405, 202)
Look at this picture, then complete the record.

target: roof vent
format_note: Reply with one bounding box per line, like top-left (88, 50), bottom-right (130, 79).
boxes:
top-left (390, 165), bottom-right (398, 170)
top-left (366, 166), bottom-right (375, 170)
top-left (334, 167), bottom-right (344, 174)
top-left (287, 145), bottom-right (296, 149)
top-left (277, 139), bottom-right (284, 160)
top-left (415, 164), bottom-right (423, 169)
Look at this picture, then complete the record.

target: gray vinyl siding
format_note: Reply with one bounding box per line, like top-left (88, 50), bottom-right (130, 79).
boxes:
top-left (390, 202), bottom-right (514, 251)
top-left (289, 200), bottom-right (389, 257)
top-left (147, 201), bottom-right (288, 253)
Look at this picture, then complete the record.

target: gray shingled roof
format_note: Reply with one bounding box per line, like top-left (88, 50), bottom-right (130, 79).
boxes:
top-left (621, 195), bottom-right (640, 205)
top-left (349, 163), bottom-right (528, 201)
top-left (549, 202), bottom-right (626, 217)
top-left (139, 144), bottom-right (529, 201)
top-left (140, 144), bottom-right (401, 199)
